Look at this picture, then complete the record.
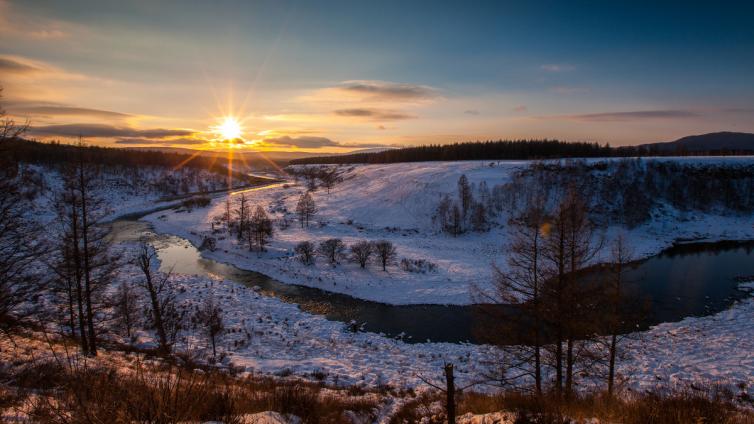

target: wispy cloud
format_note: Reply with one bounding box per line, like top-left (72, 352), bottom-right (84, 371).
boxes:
top-left (261, 135), bottom-right (391, 149)
top-left (115, 137), bottom-right (203, 145)
top-left (262, 135), bottom-right (340, 148)
top-left (464, 109), bottom-right (480, 115)
top-left (0, 56), bottom-right (41, 74)
top-left (30, 123), bottom-right (195, 138)
top-left (542, 110), bottom-right (700, 122)
top-left (512, 105), bottom-right (528, 112)
top-left (10, 104), bottom-right (131, 119)
top-left (0, 54), bottom-right (88, 81)
top-left (302, 80), bottom-right (439, 106)
top-left (540, 64), bottom-right (575, 72)
top-left (336, 80), bottom-right (437, 101)
top-left (333, 108), bottom-right (416, 121)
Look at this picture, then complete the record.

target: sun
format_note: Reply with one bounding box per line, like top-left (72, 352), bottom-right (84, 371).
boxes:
top-left (216, 117), bottom-right (243, 140)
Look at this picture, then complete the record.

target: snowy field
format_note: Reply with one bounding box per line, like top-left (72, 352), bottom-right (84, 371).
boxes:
top-left (7, 158), bottom-right (753, 407)
top-left (146, 158), bottom-right (754, 305)
top-left (111, 244), bottom-right (754, 398)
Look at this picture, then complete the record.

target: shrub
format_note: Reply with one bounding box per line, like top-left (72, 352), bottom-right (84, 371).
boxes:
top-left (400, 258), bottom-right (437, 274)
top-left (200, 236), bottom-right (217, 251)
top-left (181, 196), bottom-right (211, 210)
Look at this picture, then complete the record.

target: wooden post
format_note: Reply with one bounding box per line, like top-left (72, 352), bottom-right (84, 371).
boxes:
top-left (445, 363), bottom-right (455, 424)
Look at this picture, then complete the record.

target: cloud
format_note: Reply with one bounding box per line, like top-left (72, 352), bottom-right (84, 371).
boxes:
top-left (512, 105), bottom-right (528, 112)
top-left (464, 109), bottom-right (480, 115)
top-left (333, 108), bottom-right (416, 121)
top-left (0, 54), bottom-right (89, 81)
top-left (115, 137), bottom-right (204, 145)
top-left (262, 136), bottom-right (340, 148)
top-left (334, 80), bottom-right (437, 101)
top-left (30, 123), bottom-right (195, 138)
top-left (541, 64), bottom-right (575, 72)
top-left (10, 104), bottom-right (130, 119)
top-left (0, 56), bottom-right (40, 73)
top-left (261, 135), bottom-right (391, 149)
top-left (545, 110), bottom-right (700, 122)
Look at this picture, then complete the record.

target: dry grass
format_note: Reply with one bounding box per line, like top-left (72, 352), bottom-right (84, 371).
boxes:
top-left (2, 332), bottom-right (752, 423)
top-left (390, 386), bottom-right (754, 424)
top-left (2, 358), bottom-right (381, 423)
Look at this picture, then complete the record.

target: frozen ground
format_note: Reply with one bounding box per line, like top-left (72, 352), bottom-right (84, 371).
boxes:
top-left (131, 158), bottom-right (754, 397)
top-left (146, 158), bottom-right (754, 305)
top-left (111, 248), bottom-right (754, 398)
top-left (4, 158), bottom-right (753, 415)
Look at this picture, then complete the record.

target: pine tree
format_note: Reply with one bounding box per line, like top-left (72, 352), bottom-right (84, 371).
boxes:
top-left (457, 174), bottom-right (473, 218)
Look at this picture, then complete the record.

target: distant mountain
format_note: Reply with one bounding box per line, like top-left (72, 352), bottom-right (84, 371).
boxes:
top-left (640, 132), bottom-right (754, 153)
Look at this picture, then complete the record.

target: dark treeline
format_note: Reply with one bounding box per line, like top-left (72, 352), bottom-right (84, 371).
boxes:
top-left (290, 139), bottom-right (754, 165)
top-left (4, 138), bottom-right (251, 179)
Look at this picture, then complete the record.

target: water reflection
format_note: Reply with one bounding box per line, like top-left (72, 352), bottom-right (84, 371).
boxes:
top-left (110, 220), bottom-right (753, 344)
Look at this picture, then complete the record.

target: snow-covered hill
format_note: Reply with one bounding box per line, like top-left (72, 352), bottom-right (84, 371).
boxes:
top-left (147, 157), bottom-right (754, 305)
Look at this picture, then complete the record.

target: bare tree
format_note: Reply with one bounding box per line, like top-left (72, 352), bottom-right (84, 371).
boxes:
top-left (224, 197), bottom-right (232, 231)
top-left (135, 243), bottom-right (183, 355)
top-left (349, 241), bottom-right (372, 268)
top-left (319, 167), bottom-right (340, 195)
top-left (295, 192), bottom-right (317, 228)
top-left (249, 205), bottom-right (273, 252)
top-left (470, 202), bottom-right (488, 232)
top-left (372, 240), bottom-right (397, 271)
top-left (449, 204), bottom-right (463, 236)
top-left (474, 197), bottom-right (548, 395)
top-left (54, 144), bottom-right (118, 356)
top-left (234, 193), bottom-right (250, 241)
top-left (318, 238), bottom-right (345, 266)
top-left (435, 194), bottom-right (452, 231)
top-left (541, 190), bottom-right (602, 398)
top-left (48, 241), bottom-right (79, 338)
top-left (295, 241), bottom-right (315, 265)
top-left (112, 281), bottom-right (140, 343)
top-left (54, 179), bottom-right (89, 352)
top-left (0, 88), bottom-right (45, 333)
top-left (0, 87), bottom-right (28, 142)
top-left (195, 293), bottom-right (224, 360)
top-left (604, 234), bottom-right (635, 397)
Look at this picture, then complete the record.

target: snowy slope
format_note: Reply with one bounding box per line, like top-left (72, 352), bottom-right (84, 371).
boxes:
top-left (147, 158), bottom-right (754, 305)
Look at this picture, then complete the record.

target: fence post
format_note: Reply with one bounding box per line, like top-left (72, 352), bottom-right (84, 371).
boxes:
top-left (445, 363), bottom-right (455, 424)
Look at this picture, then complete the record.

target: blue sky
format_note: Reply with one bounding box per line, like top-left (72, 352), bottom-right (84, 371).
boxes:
top-left (2, 0), bottom-right (754, 150)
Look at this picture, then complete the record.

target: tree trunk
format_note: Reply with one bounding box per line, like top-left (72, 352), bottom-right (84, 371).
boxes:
top-left (565, 337), bottom-right (574, 398)
top-left (608, 333), bottom-right (617, 396)
top-left (79, 164), bottom-right (97, 356)
top-left (70, 201), bottom-right (89, 354)
top-left (149, 285), bottom-right (168, 354)
top-left (66, 281), bottom-right (76, 338)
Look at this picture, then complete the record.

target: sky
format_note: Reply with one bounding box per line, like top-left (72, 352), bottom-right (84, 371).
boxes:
top-left (2, 0), bottom-right (754, 153)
